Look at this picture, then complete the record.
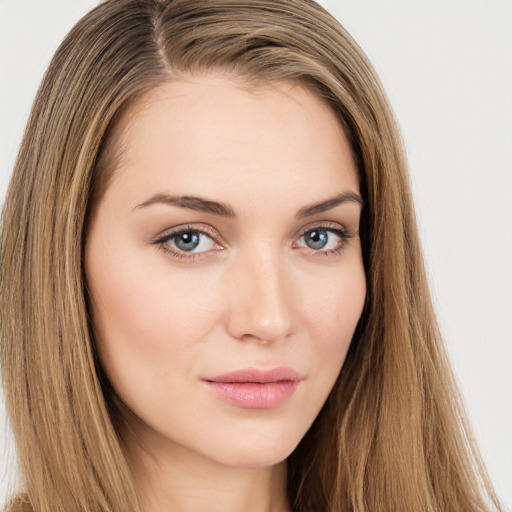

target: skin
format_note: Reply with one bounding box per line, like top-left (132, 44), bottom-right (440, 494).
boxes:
top-left (85, 74), bottom-right (366, 512)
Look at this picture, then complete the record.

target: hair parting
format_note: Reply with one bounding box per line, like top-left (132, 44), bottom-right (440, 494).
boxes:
top-left (0, 1), bottom-right (502, 511)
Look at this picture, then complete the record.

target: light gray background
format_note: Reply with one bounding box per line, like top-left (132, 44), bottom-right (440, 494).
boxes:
top-left (1, 0), bottom-right (511, 508)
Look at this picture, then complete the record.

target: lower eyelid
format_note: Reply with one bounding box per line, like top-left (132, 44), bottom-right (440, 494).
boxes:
top-left (152, 224), bottom-right (353, 259)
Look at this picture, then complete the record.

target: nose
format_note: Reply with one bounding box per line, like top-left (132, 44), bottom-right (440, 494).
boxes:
top-left (225, 245), bottom-right (295, 344)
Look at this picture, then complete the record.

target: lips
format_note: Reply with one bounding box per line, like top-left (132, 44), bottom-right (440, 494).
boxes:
top-left (203, 367), bottom-right (303, 409)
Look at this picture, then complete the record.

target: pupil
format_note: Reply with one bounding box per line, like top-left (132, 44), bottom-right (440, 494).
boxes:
top-left (176, 232), bottom-right (200, 251)
top-left (306, 230), bottom-right (328, 250)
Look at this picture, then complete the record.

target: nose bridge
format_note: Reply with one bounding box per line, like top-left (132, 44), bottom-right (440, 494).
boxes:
top-left (226, 240), bottom-right (294, 343)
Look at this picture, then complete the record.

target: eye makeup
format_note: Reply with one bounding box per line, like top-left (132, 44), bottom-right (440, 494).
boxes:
top-left (150, 220), bottom-right (357, 262)
top-left (294, 223), bottom-right (356, 258)
top-left (151, 223), bottom-right (224, 261)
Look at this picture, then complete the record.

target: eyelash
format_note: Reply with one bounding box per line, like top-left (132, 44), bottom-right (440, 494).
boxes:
top-left (152, 223), bottom-right (355, 261)
top-left (296, 224), bottom-right (355, 257)
top-left (152, 224), bottom-right (221, 261)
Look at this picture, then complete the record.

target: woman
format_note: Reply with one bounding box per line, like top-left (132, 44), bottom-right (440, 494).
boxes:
top-left (0, 0), bottom-right (503, 511)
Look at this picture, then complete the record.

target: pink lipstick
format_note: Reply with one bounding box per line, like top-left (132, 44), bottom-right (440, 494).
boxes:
top-left (203, 367), bottom-right (303, 409)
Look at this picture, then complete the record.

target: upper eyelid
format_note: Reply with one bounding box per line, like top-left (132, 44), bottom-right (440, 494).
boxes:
top-left (153, 223), bottom-right (220, 243)
top-left (152, 220), bottom-right (355, 246)
top-left (295, 220), bottom-right (354, 239)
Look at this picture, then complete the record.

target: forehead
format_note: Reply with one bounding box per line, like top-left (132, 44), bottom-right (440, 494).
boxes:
top-left (100, 73), bottom-right (359, 211)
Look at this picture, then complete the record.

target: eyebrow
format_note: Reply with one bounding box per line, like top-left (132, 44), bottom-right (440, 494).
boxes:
top-left (135, 194), bottom-right (236, 217)
top-left (296, 191), bottom-right (363, 218)
top-left (134, 191), bottom-right (363, 218)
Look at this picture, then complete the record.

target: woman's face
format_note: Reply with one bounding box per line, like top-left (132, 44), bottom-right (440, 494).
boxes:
top-left (85, 74), bottom-right (366, 468)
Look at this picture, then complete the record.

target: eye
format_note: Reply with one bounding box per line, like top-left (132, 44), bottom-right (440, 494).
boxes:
top-left (172, 230), bottom-right (213, 252)
top-left (295, 226), bottom-right (352, 254)
top-left (153, 225), bottom-right (222, 259)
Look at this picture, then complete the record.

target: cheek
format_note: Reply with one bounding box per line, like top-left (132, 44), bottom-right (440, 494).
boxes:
top-left (85, 243), bottom-right (223, 402)
top-left (299, 258), bottom-right (366, 385)
top-left (286, 255), bottom-right (366, 378)
top-left (302, 260), bottom-right (366, 343)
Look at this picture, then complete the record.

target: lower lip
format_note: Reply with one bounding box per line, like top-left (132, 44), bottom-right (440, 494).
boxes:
top-left (204, 380), bottom-right (300, 409)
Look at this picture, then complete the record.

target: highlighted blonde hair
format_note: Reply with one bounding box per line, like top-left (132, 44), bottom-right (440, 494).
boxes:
top-left (1, 1), bottom-right (501, 511)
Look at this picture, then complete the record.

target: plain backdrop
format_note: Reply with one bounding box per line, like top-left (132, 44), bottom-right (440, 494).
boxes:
top-left (1, 0), bottom-right (511, 508)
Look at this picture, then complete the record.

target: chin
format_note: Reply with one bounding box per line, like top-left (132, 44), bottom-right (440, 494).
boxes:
top-left (200, 423), bottom-right (305, 469)
top-left (215, 447), bottom-right (295, 469)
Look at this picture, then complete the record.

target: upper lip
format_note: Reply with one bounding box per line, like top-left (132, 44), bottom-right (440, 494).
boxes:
top-left (204, 367), bottom-right (304, 384)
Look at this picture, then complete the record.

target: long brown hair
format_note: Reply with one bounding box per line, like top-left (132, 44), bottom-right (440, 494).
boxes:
top-left (0, 1), bottom-right (502, 511)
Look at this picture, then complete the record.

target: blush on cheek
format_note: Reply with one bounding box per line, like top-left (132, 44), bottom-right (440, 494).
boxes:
top-left (306, 271), bottom-right (365, 333)
top-left (313, 285), bottom-right (366, 386)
